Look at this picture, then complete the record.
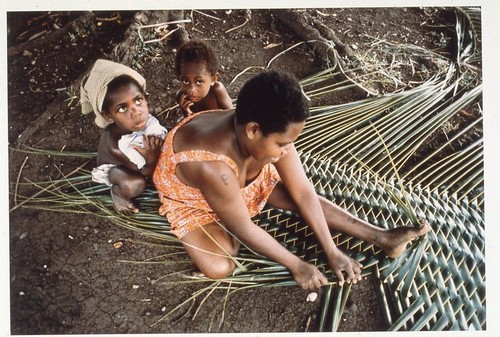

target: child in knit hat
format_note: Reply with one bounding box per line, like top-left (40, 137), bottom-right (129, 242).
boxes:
top-left (80, 59), bottom-right (167, 214)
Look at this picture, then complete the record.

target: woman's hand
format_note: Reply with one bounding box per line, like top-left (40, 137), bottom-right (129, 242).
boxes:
top-left (289, 260), bottom-right (328, 290)
top-left (326, 248), bottom-right (363, 286)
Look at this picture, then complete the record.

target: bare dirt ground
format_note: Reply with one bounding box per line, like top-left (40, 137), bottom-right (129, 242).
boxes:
top-left (7, 8), bottom-right (455, 334)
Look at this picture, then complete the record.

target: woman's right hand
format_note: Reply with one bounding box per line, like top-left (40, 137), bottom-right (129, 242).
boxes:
top-left (290, 260), bottom-right (328, 290)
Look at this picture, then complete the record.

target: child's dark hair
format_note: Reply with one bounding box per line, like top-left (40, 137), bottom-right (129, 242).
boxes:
top-left (175, 40), bottom-right (219, 76)
top-left (235, 70), bottom-right (310, 136)
top-left (102, 75), bottom-right (145, 112)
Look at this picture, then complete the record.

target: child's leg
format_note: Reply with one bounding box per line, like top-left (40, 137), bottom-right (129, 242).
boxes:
top-left (267, 182), bottom-right (430, 258)
top-left (108, 167), bottom-right (146, 214)
top-left (181, 222), bottom-right (240, 279)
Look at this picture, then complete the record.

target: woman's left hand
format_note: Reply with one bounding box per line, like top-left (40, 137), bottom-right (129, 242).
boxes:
top-left (327, 248), bottom-right (363, 286)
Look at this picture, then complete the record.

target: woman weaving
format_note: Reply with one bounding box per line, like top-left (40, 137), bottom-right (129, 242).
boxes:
top-left (153, 70), bottom-right (430, 289)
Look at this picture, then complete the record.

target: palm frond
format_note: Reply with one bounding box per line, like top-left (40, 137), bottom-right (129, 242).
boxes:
top-left (455, 7), bottom-right (481, 66)
top-left (12, 145), bottom-right (97, 158)
top-left (299, 77), bottom-right (479, 168)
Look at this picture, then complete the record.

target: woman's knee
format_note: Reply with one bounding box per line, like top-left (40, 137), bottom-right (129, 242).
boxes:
top-left (182, 223), bottom-right (240, 279)
top-left (200, 258), bottom-right (236, 279)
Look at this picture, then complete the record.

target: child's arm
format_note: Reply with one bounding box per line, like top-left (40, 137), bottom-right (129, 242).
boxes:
top-left (97, 131), bottom-right (140, 173)
top-left (98, 129), bottom-right (163, 177)
top-left (213, 82), bottom-right (233, 110)
top-left (176, 89), bottom-right (193, 117)
top-left (133, 135), bottom-right (164, 176)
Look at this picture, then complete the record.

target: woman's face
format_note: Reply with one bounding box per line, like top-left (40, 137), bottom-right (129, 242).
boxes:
top-left (249, 121), bottom-right (305, 164)
top-left (102, 82), bottom-right (150, 132)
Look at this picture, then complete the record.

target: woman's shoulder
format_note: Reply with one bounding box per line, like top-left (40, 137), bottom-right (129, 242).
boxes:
top-left (184, 109), bottom-right (233, 129)
top-left (178, 149), bottom-right (238, 174)
top-left (176, 110), bottom-right (233, 147)
top-left (175, 111), bottom-right (237, 165)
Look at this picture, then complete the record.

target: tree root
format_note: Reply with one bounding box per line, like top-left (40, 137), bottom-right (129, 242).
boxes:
top-left (8, 12), bottom-right (97, 58)
top-left (271, 9), bottom-right (354, 67)
top-left (113, 10), bottom-right (188, 65)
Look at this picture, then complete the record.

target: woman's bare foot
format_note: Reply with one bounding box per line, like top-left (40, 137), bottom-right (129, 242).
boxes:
top-left (378, 220), bottom-right (431, 258)
top-left (110, 186), bottom-right (139, 215)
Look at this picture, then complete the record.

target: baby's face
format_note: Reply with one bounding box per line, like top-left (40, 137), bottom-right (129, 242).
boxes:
top-left (179, 61), bottom-right (216, 103)
top-left (103, 82), bottom-right (150, 132)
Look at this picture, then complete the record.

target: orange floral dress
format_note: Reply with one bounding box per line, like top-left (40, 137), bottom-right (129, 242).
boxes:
top-left (153, 111), bottom-right (281, 239)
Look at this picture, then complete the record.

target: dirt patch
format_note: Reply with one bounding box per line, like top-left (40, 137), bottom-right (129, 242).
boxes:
top-left (8, 8), bottom-right (457, 333)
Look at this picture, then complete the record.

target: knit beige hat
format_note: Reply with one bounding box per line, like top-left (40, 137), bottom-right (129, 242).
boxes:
top-left (80, 59), bottom-right (147, 128)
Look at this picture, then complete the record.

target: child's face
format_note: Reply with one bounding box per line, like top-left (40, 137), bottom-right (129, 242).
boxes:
top-left (179, 61), bottom-right (216, 103)
top-left (102, 82), bottom-right (150, 132)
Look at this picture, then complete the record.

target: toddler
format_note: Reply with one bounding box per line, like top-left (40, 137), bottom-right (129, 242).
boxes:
top-left (175, 40), bottom-right (233, 116)
top-left (81, 59), bottom-right (167, 214)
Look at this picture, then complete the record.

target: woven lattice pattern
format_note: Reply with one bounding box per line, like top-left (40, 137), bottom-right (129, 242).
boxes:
top-left (251, 207), bottom-right (389, 280)
top-left (298, 153), bottom-right (485, 330)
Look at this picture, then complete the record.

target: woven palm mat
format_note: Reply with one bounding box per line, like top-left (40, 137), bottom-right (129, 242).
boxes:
top-left (23, 152), bottom-right (485, 331)
top-left (295, 153), bottom-right (486, 331)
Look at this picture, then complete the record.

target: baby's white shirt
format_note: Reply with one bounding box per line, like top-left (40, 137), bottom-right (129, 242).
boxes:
top-left (117, 115), bottom-right (167, 169)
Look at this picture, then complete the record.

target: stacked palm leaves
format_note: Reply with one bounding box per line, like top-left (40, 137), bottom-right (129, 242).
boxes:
top-left (14, 7), bottom-right (483, 332)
